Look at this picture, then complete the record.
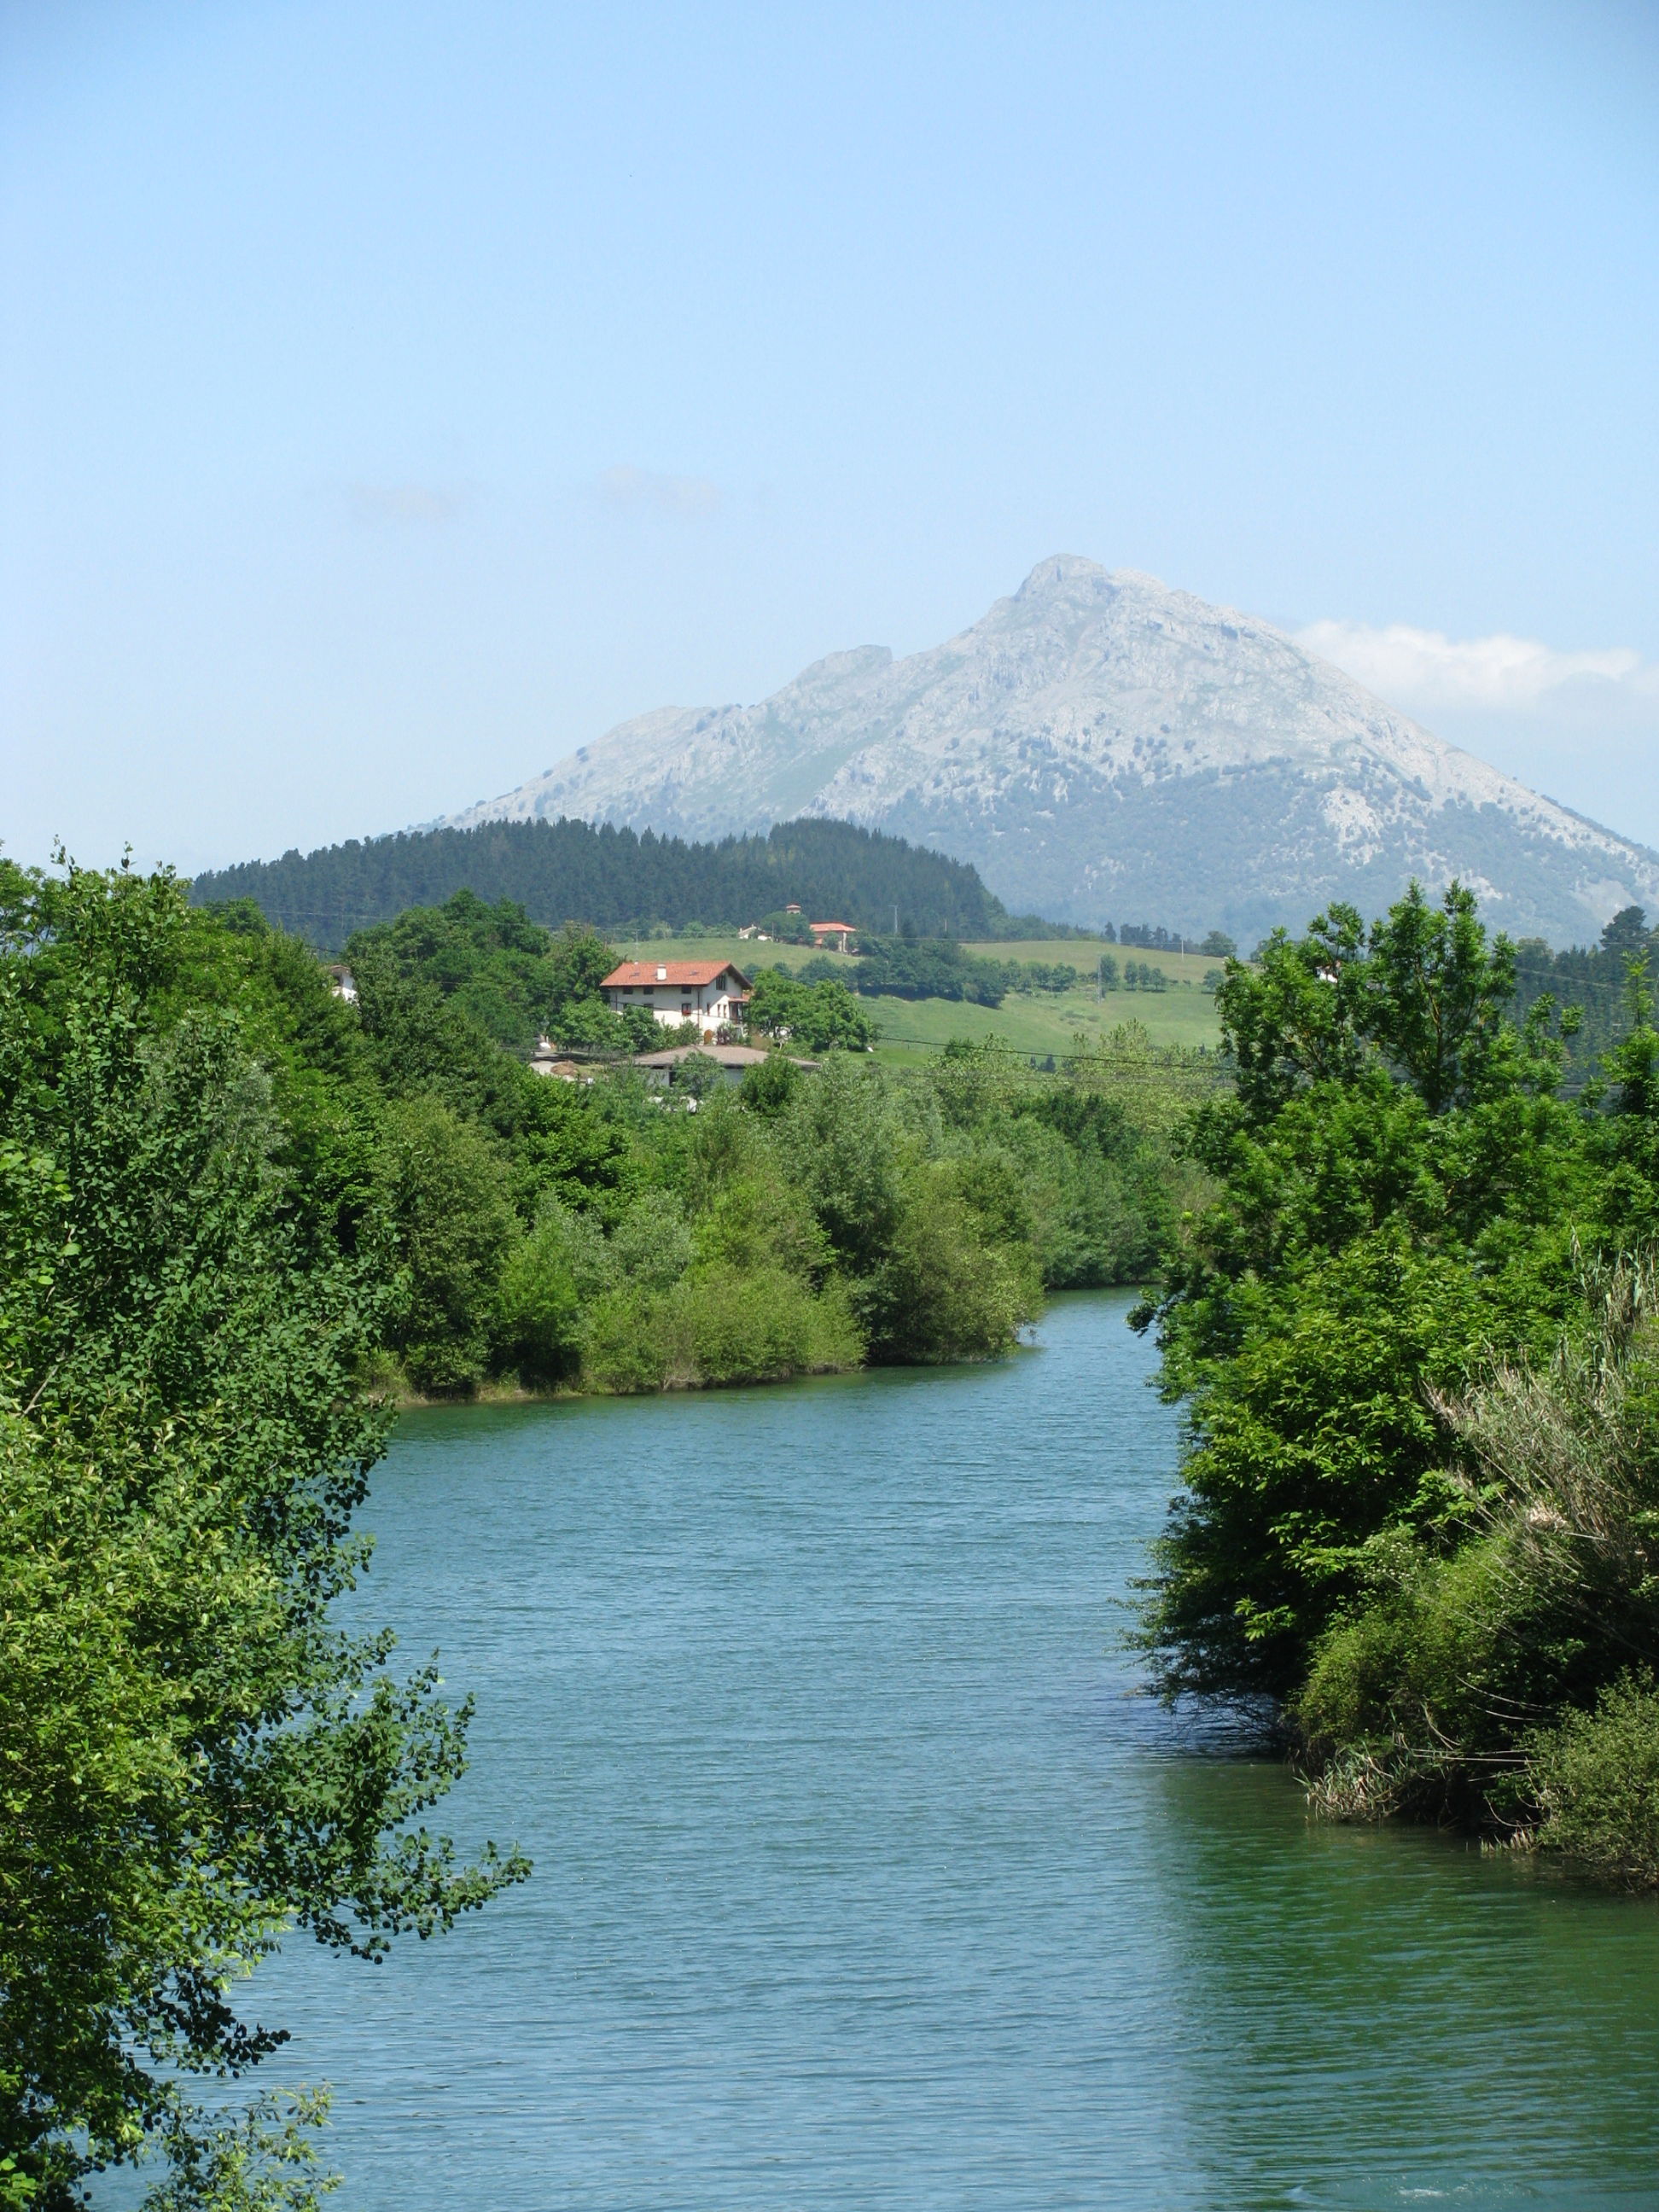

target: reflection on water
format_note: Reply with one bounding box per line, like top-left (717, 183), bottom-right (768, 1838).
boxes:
top-left (97, 1294), bottom-right (1659, 2209)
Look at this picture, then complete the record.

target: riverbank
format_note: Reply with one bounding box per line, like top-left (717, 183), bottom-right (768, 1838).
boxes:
top-left (370, 1313), bottom-right (1052, 1408)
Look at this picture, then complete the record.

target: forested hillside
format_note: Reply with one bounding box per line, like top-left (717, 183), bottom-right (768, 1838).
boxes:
top-left (190, 815), bottom-right (1061, 949)
top-left (1511, 903), bottom-right (1659, 1069)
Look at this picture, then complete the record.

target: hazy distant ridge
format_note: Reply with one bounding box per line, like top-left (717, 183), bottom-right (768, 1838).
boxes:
top-left (441, 557), bottom-right (1659, 945)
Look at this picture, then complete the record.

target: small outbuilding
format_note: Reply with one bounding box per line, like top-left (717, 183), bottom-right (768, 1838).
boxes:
top-left (634, 1044), bottom-right (817, 1089)
top-left (528, 1037), bottom-right (585, 1081)
top-left (808, 921), bottom-right (857, 953)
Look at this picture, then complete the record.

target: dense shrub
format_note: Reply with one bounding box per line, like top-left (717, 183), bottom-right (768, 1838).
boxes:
top-left (494, 1213), bottom-right (586, 1386)
top-left (1531, 1678), bottom-right (1659, 1888)
top-left (582, 1266), bottom-right (862, 1392)
top-left (375, 1097), bottom-right (517, 1394)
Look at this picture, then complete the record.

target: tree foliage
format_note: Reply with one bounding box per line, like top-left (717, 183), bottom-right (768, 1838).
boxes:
top-left (190, 817), bottom-right (1033, 951)
top-left (1138, 877), bottom-right (1659, 1888)
top-left (745, 969), bottom-right (876, 1051)
top-left (0, 859), bottom-right (527, 2208)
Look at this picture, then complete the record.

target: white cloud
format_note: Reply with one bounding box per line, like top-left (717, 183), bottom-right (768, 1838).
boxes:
top-left (1295, 617), bottom-right (1653, 714)
top-left (346, 482), bottom-right (466, 525)
top-left (1295, 616), bottom-right (1659, 850)
top-left (593, 464), bottom-right (721, 517)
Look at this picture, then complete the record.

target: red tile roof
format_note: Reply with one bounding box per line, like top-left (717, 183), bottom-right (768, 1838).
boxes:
top-left (602, 961), bottom-right (750, 989)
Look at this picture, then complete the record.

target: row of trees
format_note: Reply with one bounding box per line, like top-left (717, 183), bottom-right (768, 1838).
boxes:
top-left (351, 959), bottom-right (1186, 1399)
top-left (189, 887), bottom-right (1195, 1405)
top-left (1138, 882), bottom-right (1659, 1888)
top-left (830, 940), bottom-right (1084, 1004)
top-left (1118, 923), bottom-right (1235, 954)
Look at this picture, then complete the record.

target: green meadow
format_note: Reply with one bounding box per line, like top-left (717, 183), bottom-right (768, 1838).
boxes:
top-left (642, 933), bottom-right (1224, 1059)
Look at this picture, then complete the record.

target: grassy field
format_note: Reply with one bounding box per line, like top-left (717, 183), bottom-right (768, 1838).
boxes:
top-left (864, 987), bottom-right (1221, 1062)
top-left (637, 932), bottom-right (1223, 1060)
top-left (962, 940), bottom-right (1226, 991)
top-left (619, 933), bottom-right (831, 975)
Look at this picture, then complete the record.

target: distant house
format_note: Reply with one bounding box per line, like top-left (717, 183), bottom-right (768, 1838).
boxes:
top-left (809, 920), bottom-right (856, 953)
top-left (600, 960), bottom-right (751, 1039)
top-left (324, 963), bottom-right (358, 1004)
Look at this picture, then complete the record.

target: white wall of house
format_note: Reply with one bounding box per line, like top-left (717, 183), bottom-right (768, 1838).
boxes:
top-left (602, 968), bottom-right (747, 1032)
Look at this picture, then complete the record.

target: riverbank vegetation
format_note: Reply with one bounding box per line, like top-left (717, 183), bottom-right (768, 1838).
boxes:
top-left (0, 857), bottom-right (529, 2206)
top-left (1136, 881), bottom-right (1659, 1889)
top-left (355, 957), bottom-right (1193, 1397)
top-left (32, 864), bottom-right (1198, 1408)
top-left (19, 846), bottom-right (1658, 2205)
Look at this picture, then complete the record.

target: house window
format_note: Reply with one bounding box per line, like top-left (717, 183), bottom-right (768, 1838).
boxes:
top-left (681, 1004), bottom-right (692, 1017)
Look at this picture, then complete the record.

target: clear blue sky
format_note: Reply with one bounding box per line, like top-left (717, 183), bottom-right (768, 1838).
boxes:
top-left (3, 0), bottom-right (1657, 873)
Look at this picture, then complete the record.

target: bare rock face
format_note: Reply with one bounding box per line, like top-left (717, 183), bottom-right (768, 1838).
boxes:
top-left (441, 557), bottom-right (1659, 944)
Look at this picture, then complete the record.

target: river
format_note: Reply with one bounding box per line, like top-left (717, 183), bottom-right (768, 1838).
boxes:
top-left (143, 1293), bottom-right (1659, 2206)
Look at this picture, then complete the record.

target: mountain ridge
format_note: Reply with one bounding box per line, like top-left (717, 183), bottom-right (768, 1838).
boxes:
top-left (439, 558), bottom-right (1659, 946)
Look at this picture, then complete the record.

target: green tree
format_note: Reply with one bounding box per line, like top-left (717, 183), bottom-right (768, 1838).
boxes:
top-left (859, 1165), bottom-right (1038, 1363)
top-left (737, 1051), bottom-right (800, 1117)
top-left (747, 969), bottom-right (875, 1052)
top-left (374, 1097), bottom-right (518, 1394)
top-left (0, 859), bottom-right (526, 2208)
top-left (674, 1051), bottom-right (728, 1103)
top-left (494, 1212), bottom-right (585, 1386)
top-left (1138, 882), bottom-right (1590, 1702)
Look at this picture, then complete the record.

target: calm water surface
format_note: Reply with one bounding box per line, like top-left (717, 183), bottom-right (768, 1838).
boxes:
top-left (159, 1295), bottom-right (1659, 2206)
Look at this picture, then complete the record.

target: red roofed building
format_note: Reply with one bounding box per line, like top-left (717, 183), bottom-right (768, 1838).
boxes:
top-left (809, 920), bottom-right (857, 952)
top-left (601, 959), bottom-right (751, 1039)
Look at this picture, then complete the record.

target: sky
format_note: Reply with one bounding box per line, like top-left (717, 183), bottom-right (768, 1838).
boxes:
top-left (3, 0), bottom-right (1657, 876)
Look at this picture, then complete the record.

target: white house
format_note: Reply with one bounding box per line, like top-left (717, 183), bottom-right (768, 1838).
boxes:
top-left (600, 959), bottom-right (751, 1039)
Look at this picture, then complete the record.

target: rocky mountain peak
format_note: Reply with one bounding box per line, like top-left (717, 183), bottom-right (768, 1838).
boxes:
top-left (436, 562), bottom-right (1659, 945)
